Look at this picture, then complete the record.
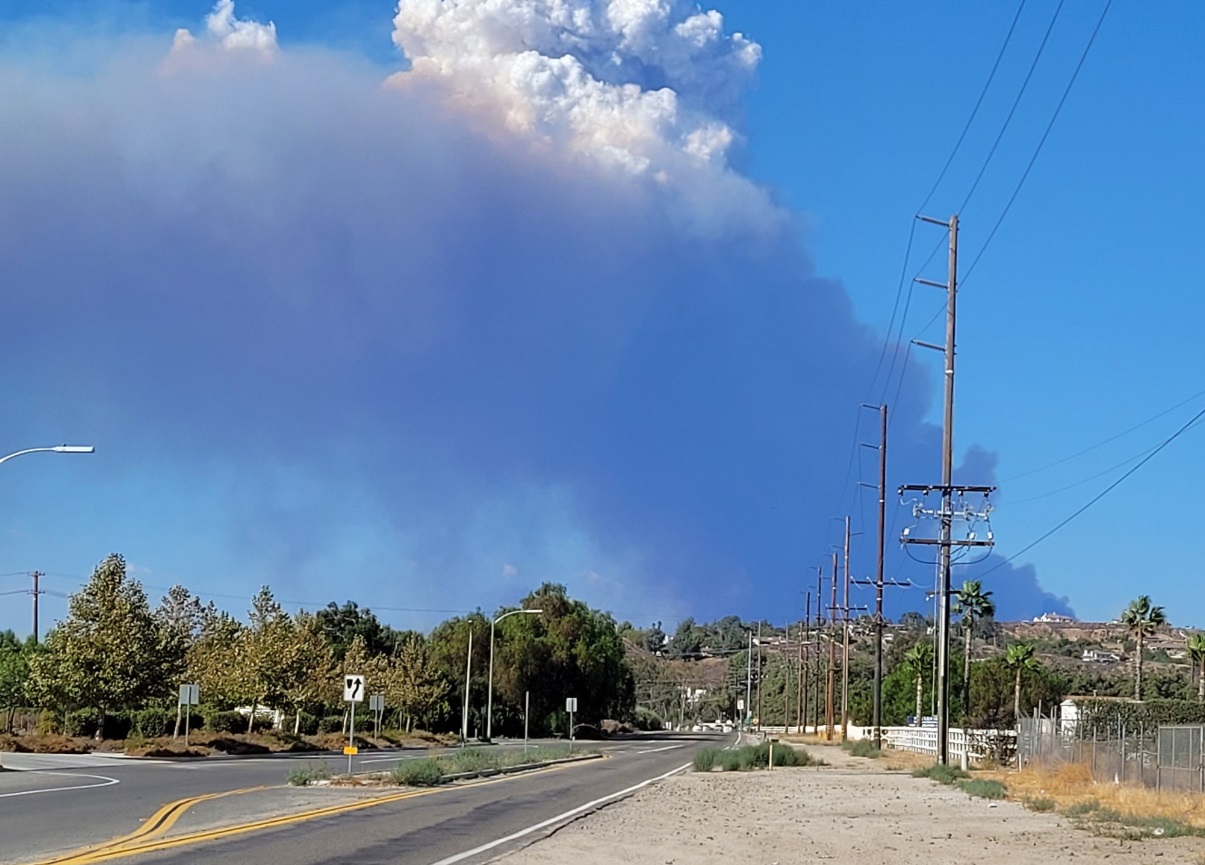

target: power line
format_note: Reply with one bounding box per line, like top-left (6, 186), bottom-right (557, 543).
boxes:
top-left (962, 0), bottom-right (1113, 283)
top-left (977, 400), bottom-right (1205, 577)
top-left (958, 0), bottom-right (1066, 215)
top-left (917, 0), bottom-right (1031, 214)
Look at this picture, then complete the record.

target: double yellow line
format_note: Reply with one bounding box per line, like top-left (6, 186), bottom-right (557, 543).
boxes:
top-left (32, 752), bottom-right (605, 865)
top-left (35, 786), bottom-right (441, 865)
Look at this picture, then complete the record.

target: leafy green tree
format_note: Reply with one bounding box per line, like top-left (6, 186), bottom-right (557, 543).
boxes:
top-left (1004, 642), bottom-right (1040, 723)
top-left (235, 587), bottom-right (300, 733)
top-left (154, 585), bottom-right (209, 686)
top-left (954, 580), bottom-right (994, 718)
top-left (0, 631), bottom-right (33, 733)
top-left (1188, 633), bottom-right (1205, 703)
top-left (187, 606), bottom-right (244, 707)
top-left (382, 633), bottom-right (447, 731)
top-left (279, 610), bottom-right (336, 733)
top-left (1121, 595), bottom-right (1166, 700)
top-left (316, 601), bottom-right (399, 660)
top-left (28, 554), bottom-right (165, 733)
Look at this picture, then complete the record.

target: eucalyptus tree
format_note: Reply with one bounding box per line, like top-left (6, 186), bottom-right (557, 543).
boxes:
top-left (1120, 595), bottom-right (1166, 700)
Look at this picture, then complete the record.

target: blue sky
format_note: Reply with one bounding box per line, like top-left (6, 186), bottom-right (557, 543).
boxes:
top-left (0, 0), bottom-right (1200, 638)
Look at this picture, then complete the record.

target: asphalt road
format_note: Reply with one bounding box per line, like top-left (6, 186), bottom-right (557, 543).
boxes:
top-left (1, 733), bottom-right (722, 865)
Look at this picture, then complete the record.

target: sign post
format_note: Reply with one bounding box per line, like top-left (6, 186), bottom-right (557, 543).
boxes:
top-left (369, 693), bottom-right (385, 739)
top-left (177, 684), bottom-right (200, 747)
top-left (566, 697), bottom-right (577, 753)
top-left (344, 674), bottom-right (365, 775)
top-left (524, 690), bottom-right (530, 757)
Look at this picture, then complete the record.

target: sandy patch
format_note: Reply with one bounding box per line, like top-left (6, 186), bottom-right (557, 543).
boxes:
top-left (500, 743), bottom-right (1205, 864)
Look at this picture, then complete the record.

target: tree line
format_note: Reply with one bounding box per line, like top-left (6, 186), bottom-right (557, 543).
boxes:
top-left (0, 554), bottom-right (635, 739)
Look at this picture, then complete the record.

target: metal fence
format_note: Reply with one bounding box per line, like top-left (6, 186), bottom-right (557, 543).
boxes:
top-left (1018, 716), bottom-right (1205, 792)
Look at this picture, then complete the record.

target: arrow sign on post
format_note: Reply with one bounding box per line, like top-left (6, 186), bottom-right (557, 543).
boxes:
top-left (344, 675), bottom-right (365, 703)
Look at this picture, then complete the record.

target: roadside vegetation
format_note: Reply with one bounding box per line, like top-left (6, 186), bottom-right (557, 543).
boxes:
top-left (911, 763), bottom-right (1006, 800)
top-left (996, 761), bottom-right (1205, 840)
top-left (841, 739), bottom-right (881, 758)
top-left (389, 745), bottom-right (585, 787)
top-left (693, 741), bottom-right (819, 772)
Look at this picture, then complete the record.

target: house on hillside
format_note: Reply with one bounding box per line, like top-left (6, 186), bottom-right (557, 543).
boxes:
top-left (1081, 649), bottom-right (1121, 663)
top-left (1033, 612), bottom-right (1075, 624)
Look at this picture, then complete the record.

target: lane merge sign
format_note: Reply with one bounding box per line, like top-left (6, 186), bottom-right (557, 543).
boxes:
top-left (344, 674), bottom-right (365, 703)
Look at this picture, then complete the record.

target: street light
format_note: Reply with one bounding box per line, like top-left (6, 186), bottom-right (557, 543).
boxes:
top-left (0, 443), bottom-right (93, 773)
top-left (486, 608), bottom-right (543, 741)
top-left (0, 445), bottom-right (95, 465)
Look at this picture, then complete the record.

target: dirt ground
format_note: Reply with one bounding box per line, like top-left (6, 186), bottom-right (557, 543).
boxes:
top-left (500, 742), bottom-right (1205, 865)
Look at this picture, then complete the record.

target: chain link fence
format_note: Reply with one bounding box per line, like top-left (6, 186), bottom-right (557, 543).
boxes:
top-left (1017, 715), bottom-right (1205, 792)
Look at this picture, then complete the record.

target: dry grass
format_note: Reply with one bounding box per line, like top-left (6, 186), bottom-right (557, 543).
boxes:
top-left (881, 748), bottom-right (936, 772)
top-left (983, 761), bottom-right (1205, 832)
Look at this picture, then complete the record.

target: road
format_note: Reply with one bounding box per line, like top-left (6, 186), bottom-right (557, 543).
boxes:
top-left (1, 733), bottom-right (721, 865)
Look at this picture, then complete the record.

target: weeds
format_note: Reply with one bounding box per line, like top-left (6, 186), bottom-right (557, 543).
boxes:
top-left (911, 763), bottom-right (969, 784)
top-left (841, 740), bottom-right (882, 759)
top-left (957, 779), bottom-right (1007, 800)
top-left (287, 762), bottom-right (332, 786)
top-left (391, 758), bottom-right (445, 787)
top-left (1023, 797), bottom-right (1055, 812)
top-left (693, 742), bottom-right (821, 773)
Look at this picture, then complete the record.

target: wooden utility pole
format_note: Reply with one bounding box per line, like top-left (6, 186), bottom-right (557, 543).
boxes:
top-left (755, 621), bottom-right (763, 731)
top-left (841, 517), bottom-right (851, 742)
top-left (873, 406), bottom-right (887, 748)
top-left (797, 600), bottom-right (807, 731)
top-left (31, 571), bottom-right (42, 642)
top-left (826, 553), bottom-right (837, 741)
top-left (813, 567), bottom-right (823, 733)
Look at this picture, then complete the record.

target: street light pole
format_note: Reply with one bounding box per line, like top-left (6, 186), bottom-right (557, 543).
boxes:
top-left (486, 608), bottom-right (543, 741)
top-left (0, 444), bottom-right (93, 771)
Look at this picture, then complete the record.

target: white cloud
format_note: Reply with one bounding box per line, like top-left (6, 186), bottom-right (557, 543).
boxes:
top-left (171, 0), bottom-right (278, 55)
top-left (390, 0), bottom-right (760, 180)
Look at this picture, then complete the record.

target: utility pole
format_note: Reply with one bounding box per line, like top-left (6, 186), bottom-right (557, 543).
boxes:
top-left (745, 629), bottom-right (752, 729)
top-left (31, 571), bottom-right (43, 642)
top-left (841, 517), bottom-right (851, 742)
top-left (755, 620), bottom-right (763, 731)
top-left (900, 214), bottom-right (995, 764)
top-left (813, 569), bottom-right (823, 734)
top-left (783, 621), bottom-right (791, 732)
top-left (826, 553), bottom-right (837, 741)
top-left (872, 407), bottom-right (887, 748)
top-left (797, 604), bottom-right (806, 731)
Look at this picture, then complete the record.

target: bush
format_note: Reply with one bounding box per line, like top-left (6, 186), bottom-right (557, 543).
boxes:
top-left (287, 762), bottom-right (332, 786)
top-left (693, 748), bottom-right (719, 772)
top-left (632, 707), bottom-right (664, 731)
top-left (911, 763), bottom-right (969, 784)
top-left (1025, 797), bottom-right (1055, 812)
top-left (132, 708), bottom-right (173, 739)
top-left (841, 739), bottom-right (882, 758)
top-left (293, 712), bottom-right (319, 736)
top-left (391, 759), bottom-right (445, 787)
top-left (36, 710), bottom-right (60, 736)
top-left (958, 779), bottom-right (1007, 800)
top-left (317, 715), bottom-right (345, 735)
top-left (203, 710), bottom-right (243, 733)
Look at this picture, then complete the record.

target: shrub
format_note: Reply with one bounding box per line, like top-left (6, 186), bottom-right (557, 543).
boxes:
top-left (36, 710), bottom-right (60, 736)
top-left (203, 710), bottom-right (243, 733)
top-left (958, 779), bottom-right (1007, 800)
top-left (287, 763), bottom-right (332, 786)
top-left (841, 739), bottom-right (882, 759)
top-left (293, 712), bottom-right (319, 736)
top-left (1063, 800), bottom-right (1101, 817)
top-left (317, 715), bottom-right (345, 735)
top-left (911, 763), bottom-right (969, 784)
top-left (693, 748), bottom-right (719, 772)
top-left (391, 759), bottom-right (445, 787)
top-left (132, 708), bottom-right (173, 739)
top-left (1025, 797), bottom-right (1055, 812)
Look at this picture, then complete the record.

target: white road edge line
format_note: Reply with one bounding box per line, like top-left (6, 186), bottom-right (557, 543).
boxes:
top-left (635, 744), bottom-right (684, 754)
top-left (0, 771), bottom-right (120, 798)
top-left (427, 761), bottom-right (691, 865)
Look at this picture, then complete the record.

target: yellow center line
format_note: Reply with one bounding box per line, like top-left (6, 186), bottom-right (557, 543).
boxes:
top-left (29, 752), bottom-right (607, 865)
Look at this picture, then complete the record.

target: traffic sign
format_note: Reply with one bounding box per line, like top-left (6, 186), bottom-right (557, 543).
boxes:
top-left (343, 745), bottom-right (358, 756)
top-left (178, 684), bottom-right (200, 706)
top-left (344, 674), bottom-right (365, 702)
top-left (565, 697), bottom-right (577, 712)
top-left (369, 693), bottom-right (385, 713)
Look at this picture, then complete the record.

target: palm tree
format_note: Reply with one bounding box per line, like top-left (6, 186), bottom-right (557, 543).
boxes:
top-left (1187, 633), bottom-right (1205, 703)
top-left (902, 643), bottom-right (933, 724)
top-left (1004, 642), bottom-right (1039, 723)
top-left (1120, 595), bottom-right (1167, 700)
top-left (954, 580), bottom-right (995, 719)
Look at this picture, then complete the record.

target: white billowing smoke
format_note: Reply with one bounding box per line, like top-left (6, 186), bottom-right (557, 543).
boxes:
top-left (171, 0), bottom-right (278, 55)
top-left (391, 0), bottom-right (761, 178)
